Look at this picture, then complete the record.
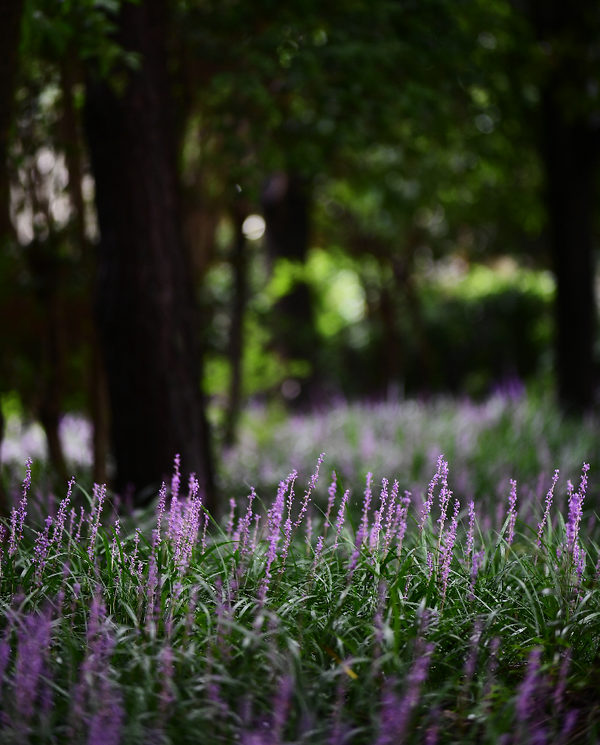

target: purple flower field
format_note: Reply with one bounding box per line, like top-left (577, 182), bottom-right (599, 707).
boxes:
top-left (1, 427), bottom-right (599, 742)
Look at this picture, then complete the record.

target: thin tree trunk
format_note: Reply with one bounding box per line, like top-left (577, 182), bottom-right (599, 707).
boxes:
top-left (224, 204), bottom-right (248, 447)
top-left (84, 0), bottom-right (215, 509)
top-left (35, 251), bottom-right (69, 487)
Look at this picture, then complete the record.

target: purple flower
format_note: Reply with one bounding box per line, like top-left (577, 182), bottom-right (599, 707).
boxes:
top-left (87, 484), bottom-right (107, 560)
top-left (305, 514), bottom-right (313, 546)
top-left (426, 552), bottom-right (434, 579)
top-left (72, 595), bottom-right (123, 744)
top-left (14, 610), bottom-right (52, 723)
top-left (419, 456), bottom-right (446, 533)
top-left (293, 453), bottom-right (324, 530)
top-left (465, 501), bottom-right (476, 566)
top-left (395, 492), bottom-right (411, 557)
top-left (360, 472), bottom-right (373, 542)
top-left (312, 535), bottom-right (325, 574)
top-left (463, 619), bottom-right (483, 685)
top-left (370, 479), bottom-right (389, 551)
top-left (325, 472), bottom-right (337, 525)
top-left (154, 482), bottom-right (167, 547)
top-left (506, 480), bottom-right (518, 547)
top-left (75, 506), bottom-right (86, 543)
top-left (236, 488), bottom-right (257, 561)
top-left (110, 519), bottom-right (121, 572)
top-left (201, 511), bottom-right (209, 554)
top-left (271, 675), bottom-right (293, 743)
top-left (8, 457), bottom-right (32, 556)
top-left (159, 644), bottom-right (176, 716)
top-left (260, 473), bottom-right (295, 602)
top-left (565, 464), bottom-right (589, 557)
top-left (468, 549), bottom-right (485, 602)
top-left (439, 499), bottom-right (460, 600)
top-left (226, 498), bottom-right (236, 538)
top-left (436, 459), bottom-right (451, 542)
top-left (33, 515), bottom-right (53, 583)
top-left (167, 493), bottom-right (183, 544)
top-left (332, 489), bottom-right (350, 550)
top-left (171, 453), bottom-right (181, 501)
top-left (376, 643), bottom-right (434, 745)
top-left (251, 513), bottom-right (261, 553)
top-left (536, 470), bottom-right (559, 552)
top-left (383, 480), bottom-right (399, 553)
top-left (52, 476), bottom-right (75, 544)
top-left (68, 507), bottom-right (77, 538)
top-left (515, 647), bottom-right (542, 723)
top-left (560, 710), bottom-right (578, 740)
top-left (553, 649), bottom-right (571, 712)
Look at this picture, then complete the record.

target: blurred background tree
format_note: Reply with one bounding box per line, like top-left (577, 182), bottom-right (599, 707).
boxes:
top-left (0, 0), bottom-right (599, 504)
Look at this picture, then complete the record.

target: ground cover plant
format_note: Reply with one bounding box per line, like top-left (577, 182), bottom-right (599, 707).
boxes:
top-left (1, 443), bottom-right (600, 744)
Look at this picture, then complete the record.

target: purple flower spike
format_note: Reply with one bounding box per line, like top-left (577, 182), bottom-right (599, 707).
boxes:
top-left (395, 492), bottom-right (411, 557)
top-left (154, 482), bottom-right (167, 547)
top-left (171, 453), bottom-right (181, 501)
top-left (325, 472), bottom-right (337, 524)
top-left (536, 470), bottom-right (559, 552)
top-left (260, 473), bottom-right (295, 602)
top-left (439, 499), bottom-right (460, 599)
top-left (33, 515), bottom-right (53, 583)
top-left (294, 453), bottom-right (324, 531)
top-left (370, 479), bottom-right (389, 551)
top-left (52, 477), bottom-right (75, 545)
top-left (566, 463), bottom-right (590, 558)
top-left (8, 457), bottom-right (32, 556)
top-left (419, 456), bottom-right (446, 533)
top-left (312, 535), bottom-right (325, 574)
top-left (226, 498), bottom-right (236, 538)
top-left (361, 472), bottom-right (373, 542)
top-left (333, 490), bottom-right (350, 550)
top-left (506, 480), bottom-right (517, 547)
top-left (87, 483), bottom-right (107, 560)
top-left (465, 501), bottom-right (476, 566)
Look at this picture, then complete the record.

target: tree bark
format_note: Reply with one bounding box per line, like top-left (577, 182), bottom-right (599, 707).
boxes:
top-left (59, 61), bottom-right (112, 487)
top-left (0, 0), bottom-right (24, 242)
top-left (261, 171), bottom-right (318, 403)
top-left (527, 0), bottom-right (600, 412)
top-left (0, 0), bottom-right (25, 517)
top-left (84, 0), bottom-right (214, 509)
top-left (223, 203), bottom-right (249, 447)
top-left (541, 94), bottom-right (599, 412)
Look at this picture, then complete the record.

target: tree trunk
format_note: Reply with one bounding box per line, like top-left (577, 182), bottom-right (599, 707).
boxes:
top-left (541, 93), bottom-right (599, 412)
top-left (84, 0), bottom-right (215, 509)
top-left (59, 60), bottom-right (112, 487)
top-left (0, 0), bottom-right (24, 242)
top-left (223, 203), bottom-right (249, 447)
top-left (261, 171), bottom-right (318, 403)
top-left (0, 0), bottom-right (25, 517)
top-left (527, 0), bottom-right (600, 412)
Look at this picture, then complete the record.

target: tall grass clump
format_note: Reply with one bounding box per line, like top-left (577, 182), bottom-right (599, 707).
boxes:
top-left (0, 452), bottom-right (599, 743)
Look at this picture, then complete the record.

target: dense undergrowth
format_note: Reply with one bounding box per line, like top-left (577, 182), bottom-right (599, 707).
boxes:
top-left (1, 445), bottom-right (600, 744)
